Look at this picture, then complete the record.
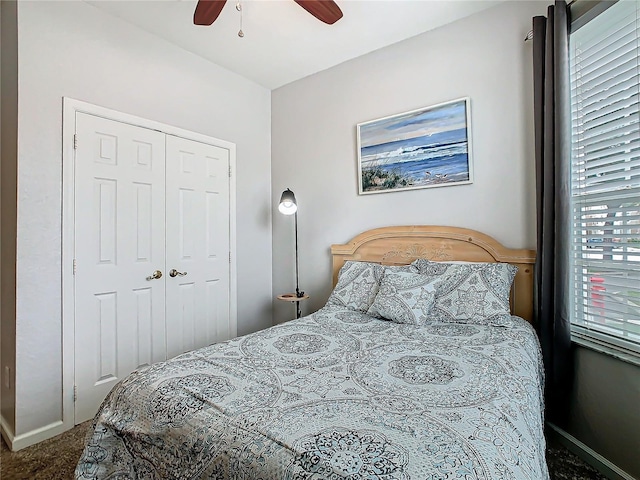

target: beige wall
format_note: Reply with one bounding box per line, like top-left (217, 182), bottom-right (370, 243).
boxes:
top-left (10, 0), bottom-right (272, 441)
top-left (567, 347), bottom-right (640, 478)
top-left (272, 0), bottom-right (548, 320)
top-left (0, 0), bottom-right (18, 436)
top-left (3, 0), bottom-right (638, 473)
top-left (272, 1), bottom-right (639, 478)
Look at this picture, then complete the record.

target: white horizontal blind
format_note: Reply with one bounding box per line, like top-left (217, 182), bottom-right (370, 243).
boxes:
top-left (569, 0), bottom-right (640, 355)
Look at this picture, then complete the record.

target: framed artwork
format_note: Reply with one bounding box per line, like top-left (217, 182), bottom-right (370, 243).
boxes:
top-left (357, 97), bottom-right (473, 194)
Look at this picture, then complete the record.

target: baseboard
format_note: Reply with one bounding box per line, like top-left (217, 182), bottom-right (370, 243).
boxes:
top-left (0, 414), bottom-right (16, 449)
top-left (547, 423), bottom-right (636, 480)
top-left (0, 419), bottom-right (67, 452)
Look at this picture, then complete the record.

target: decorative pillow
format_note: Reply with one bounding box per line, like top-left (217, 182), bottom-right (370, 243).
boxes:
top-left (367, 270), bottom-right (438, 325)
top-left (411, 259), bottom-right (518, 326)
top-left (327, 262), bottom-right (420, 313)
top-left (327, 261), bottom-right (384, 312)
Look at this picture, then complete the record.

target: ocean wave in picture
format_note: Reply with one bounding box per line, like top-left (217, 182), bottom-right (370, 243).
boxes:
top-left (360, 141), bottom-right (468, 167)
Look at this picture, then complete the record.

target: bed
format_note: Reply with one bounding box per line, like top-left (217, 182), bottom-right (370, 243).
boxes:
top-left (76, 225), bottom-right (547, 479)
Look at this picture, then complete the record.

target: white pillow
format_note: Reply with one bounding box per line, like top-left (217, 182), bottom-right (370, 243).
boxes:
top-left (367, 270), bottom-right (437, 325)
top-left (411, 259), bottom-right (517, 326)
top-left (327, 261), bottom-right (384, 312)
top-left (327, 261), bottom-right (420, 313)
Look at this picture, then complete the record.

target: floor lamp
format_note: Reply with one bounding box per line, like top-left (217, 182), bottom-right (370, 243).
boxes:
top-left (278, 188), bottom-right (305, 317)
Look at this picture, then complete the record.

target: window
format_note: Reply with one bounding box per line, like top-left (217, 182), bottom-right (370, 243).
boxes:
top-left (569, 0), bottom-right (640, 356)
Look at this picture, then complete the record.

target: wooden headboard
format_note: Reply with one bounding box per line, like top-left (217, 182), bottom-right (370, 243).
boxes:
top-left (330, 226), bottom-right (536, 323)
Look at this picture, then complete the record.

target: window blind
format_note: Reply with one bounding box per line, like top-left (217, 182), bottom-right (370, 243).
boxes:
top-left (569, 0), bottom-right (640, 355)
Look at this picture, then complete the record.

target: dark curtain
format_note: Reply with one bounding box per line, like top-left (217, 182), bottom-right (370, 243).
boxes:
top-left (532, 1), bottom-right (573, 425)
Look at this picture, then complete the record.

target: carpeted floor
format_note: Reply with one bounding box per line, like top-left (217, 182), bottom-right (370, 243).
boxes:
top-left (545, 434), bottom-right (609, 480)
top-left (1, 422), bottom-right (610, 479)
top-left (0, 422), bottom-right (91, 480)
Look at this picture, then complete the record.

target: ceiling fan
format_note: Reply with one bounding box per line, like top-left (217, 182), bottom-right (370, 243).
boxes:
top-left (193, 0), bottom-right (343, 26)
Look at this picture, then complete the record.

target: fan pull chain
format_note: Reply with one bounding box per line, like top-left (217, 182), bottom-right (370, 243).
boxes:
top-left (236, 1), bottom-right (244, 37)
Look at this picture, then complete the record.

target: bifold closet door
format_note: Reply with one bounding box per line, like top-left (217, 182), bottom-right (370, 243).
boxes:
top-left (165, 135), bottom-right (231, 359)
top-left (74, 113), bottom-right (167, 423)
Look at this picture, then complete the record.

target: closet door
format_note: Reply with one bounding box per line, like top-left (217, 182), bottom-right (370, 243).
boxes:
top-left (165, 135), bottom-right (231, 359)
top-left (74, 113), bottom-right (167, 423)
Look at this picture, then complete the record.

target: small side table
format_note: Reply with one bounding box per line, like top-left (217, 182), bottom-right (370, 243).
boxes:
top-left (277, 293), bottom-right (310, 319)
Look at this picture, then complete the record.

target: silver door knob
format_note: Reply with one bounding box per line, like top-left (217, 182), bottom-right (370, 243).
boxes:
top-left (169, 269), bottom-right (187, 277)
top-left (146, 270), bottom-right (162, 281)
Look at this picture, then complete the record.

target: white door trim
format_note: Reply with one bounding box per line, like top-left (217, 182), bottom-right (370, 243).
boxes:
top-left (61, 97), bottom-right (237, 431)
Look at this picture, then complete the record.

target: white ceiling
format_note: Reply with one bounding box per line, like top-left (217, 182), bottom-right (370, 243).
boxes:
top-left (88, 0), bottom-right (503, 90)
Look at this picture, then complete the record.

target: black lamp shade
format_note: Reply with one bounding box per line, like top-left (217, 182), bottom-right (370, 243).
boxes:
top-left (278, 188), bottom-right (297, 215)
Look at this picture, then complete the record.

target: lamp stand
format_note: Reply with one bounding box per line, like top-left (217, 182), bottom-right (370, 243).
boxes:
top-left (295, 211), bottom-right (304, 292)
top-left (294, 212), bottom-right (305, 318)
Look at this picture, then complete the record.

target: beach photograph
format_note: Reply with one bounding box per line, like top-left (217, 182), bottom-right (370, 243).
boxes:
top-left (357, 98), bottom-right (473, 194)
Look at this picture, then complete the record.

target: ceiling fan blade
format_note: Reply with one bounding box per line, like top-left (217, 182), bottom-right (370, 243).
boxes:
top-left (294, 0), bottom-right (343, 25)
top-left (194, 0), bottom-right (227, 26)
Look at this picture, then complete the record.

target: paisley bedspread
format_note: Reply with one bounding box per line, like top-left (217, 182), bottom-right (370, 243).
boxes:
top-left (75, 304), bottom-right (549, 479)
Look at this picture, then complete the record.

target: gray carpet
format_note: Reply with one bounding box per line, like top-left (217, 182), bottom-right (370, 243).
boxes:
top-left (0, 422), bottom-right (91, 480)
top-left (1, 422), bottom-right (610, 479)
top-left (545, 433), bottom-right (609, 480)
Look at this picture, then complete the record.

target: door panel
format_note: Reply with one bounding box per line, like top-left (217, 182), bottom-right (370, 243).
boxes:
top-left (74, 113), bottom-right (166, 423)
top-left (165, 135), bottom-right (231, 359)
top-left (73, 114), bottom-right (232, 424)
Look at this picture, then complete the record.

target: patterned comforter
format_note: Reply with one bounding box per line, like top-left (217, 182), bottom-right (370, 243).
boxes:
top-left (75, 304), bottom-right (549, 479)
